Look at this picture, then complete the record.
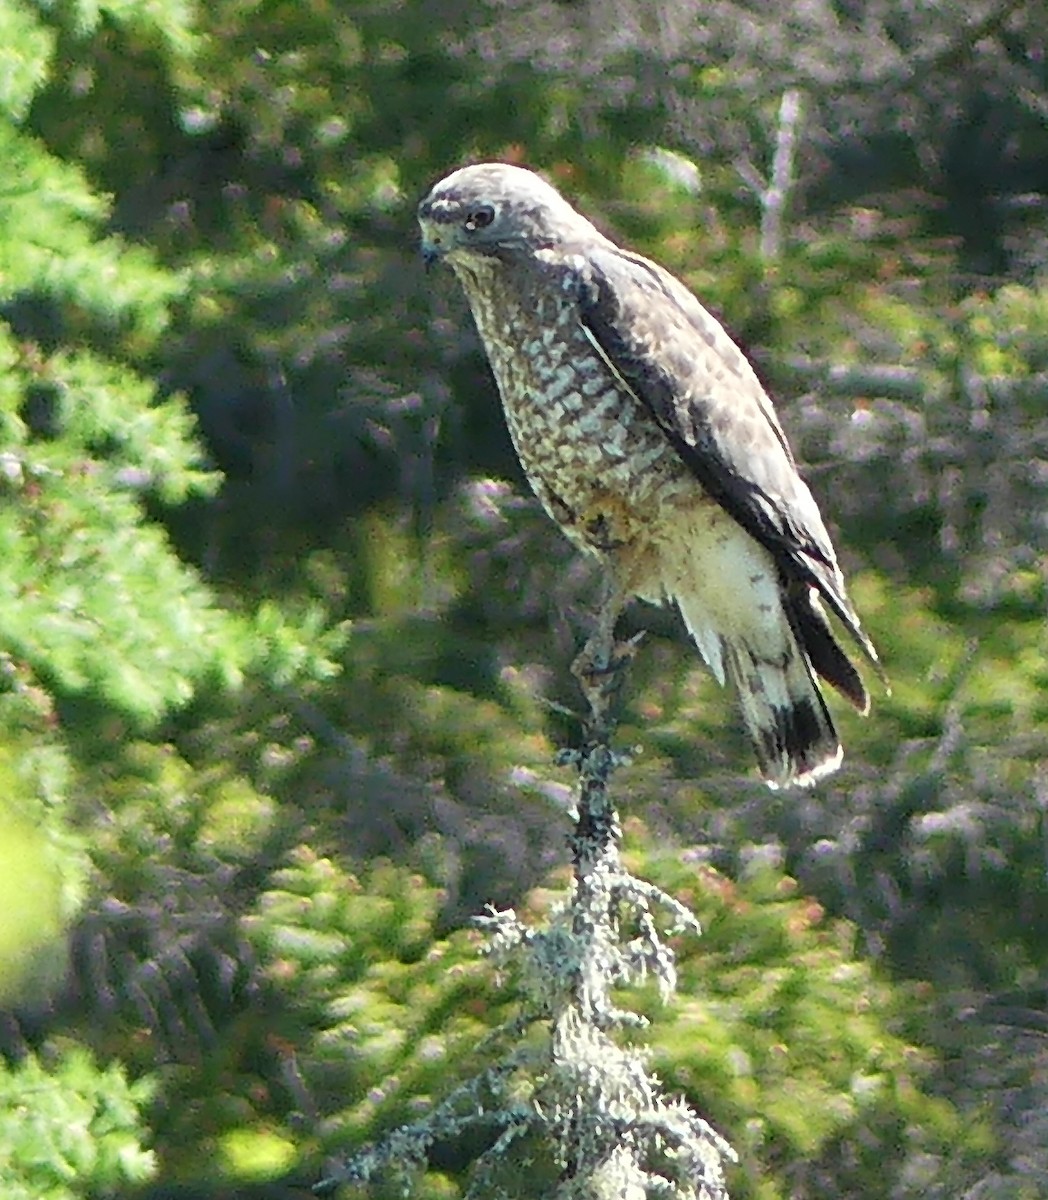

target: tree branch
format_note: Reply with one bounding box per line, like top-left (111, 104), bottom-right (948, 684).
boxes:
top-left (757, 353), bottom-right (1048, 407)
top-left (760, 88), bottom-right (803, 263)
top-left (315, 620), bottom-right (734, 1198)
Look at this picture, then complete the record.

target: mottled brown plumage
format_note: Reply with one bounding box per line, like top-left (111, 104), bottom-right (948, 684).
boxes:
top-left (418, 163), bottom-right (882, 787)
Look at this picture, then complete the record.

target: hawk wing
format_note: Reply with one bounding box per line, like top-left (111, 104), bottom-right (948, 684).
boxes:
top-left (573, 241), bottom-right (881, 695)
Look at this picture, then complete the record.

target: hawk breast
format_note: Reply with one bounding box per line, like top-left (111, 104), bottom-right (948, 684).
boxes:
top-left (456, 257), bottom-right (696, 554)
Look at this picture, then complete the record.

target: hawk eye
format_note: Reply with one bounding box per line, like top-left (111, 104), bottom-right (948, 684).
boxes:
top-left (464, 205), bottom-right (496, 232)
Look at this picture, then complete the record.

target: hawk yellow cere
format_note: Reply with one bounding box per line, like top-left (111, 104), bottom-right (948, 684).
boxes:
top-left (418, 162), bottom-right (881, 788)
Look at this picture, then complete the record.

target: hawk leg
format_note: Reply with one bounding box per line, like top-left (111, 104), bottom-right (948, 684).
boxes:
top-left (571, 575), bottom-right (645, 690)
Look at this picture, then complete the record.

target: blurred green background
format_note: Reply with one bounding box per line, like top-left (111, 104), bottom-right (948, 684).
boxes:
top-left (1, 0), bottom-right (1047, 1196)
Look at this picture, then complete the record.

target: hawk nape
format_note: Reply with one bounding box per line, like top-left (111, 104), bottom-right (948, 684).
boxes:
top-left (418, 162), bottom-right (882, 788)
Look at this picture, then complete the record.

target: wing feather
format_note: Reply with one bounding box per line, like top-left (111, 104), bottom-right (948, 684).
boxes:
top-left (574, 242), bottom-right (882, 676)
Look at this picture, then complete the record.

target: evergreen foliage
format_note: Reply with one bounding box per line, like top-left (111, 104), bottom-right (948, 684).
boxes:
top-left (0, 1047), bottom-right (154, 1199)
top-left (0, 0), bottom-right (1046, 1196)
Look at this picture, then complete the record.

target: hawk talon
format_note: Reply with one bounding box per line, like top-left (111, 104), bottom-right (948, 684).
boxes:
top-left (570, 631), bottom-right (645, 697)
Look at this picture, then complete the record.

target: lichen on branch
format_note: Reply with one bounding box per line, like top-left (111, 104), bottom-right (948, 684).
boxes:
top-left (316, 625), bottom-right (733, 1198)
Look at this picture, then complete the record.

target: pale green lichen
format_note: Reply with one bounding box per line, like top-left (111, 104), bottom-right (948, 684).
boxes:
top-left (317, 636), bottom-right (734, 1198)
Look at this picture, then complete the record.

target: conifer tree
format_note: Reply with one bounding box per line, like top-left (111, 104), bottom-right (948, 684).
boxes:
top-left (0, 1), bottom-right (320, 1190)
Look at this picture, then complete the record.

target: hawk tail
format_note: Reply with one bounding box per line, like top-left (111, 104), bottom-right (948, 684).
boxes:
top-left (720, 635), bottom-right (841, 790)
top-left (676, 584), bottom-right (843, 788)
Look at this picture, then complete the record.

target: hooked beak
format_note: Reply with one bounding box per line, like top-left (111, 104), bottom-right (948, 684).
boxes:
top-left (419, 227), bottom-right (447, 272)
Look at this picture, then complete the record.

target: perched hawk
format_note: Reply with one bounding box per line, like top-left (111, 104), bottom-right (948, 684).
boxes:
top-left (418, 162), bottom-right (881, 788)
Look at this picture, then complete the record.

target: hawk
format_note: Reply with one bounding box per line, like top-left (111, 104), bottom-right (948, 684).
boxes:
top-left (418, 162), bottom-right (882, 788)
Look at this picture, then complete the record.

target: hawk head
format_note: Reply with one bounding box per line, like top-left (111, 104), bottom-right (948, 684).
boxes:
top-left (418, 163), bottom-right (598, 267)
